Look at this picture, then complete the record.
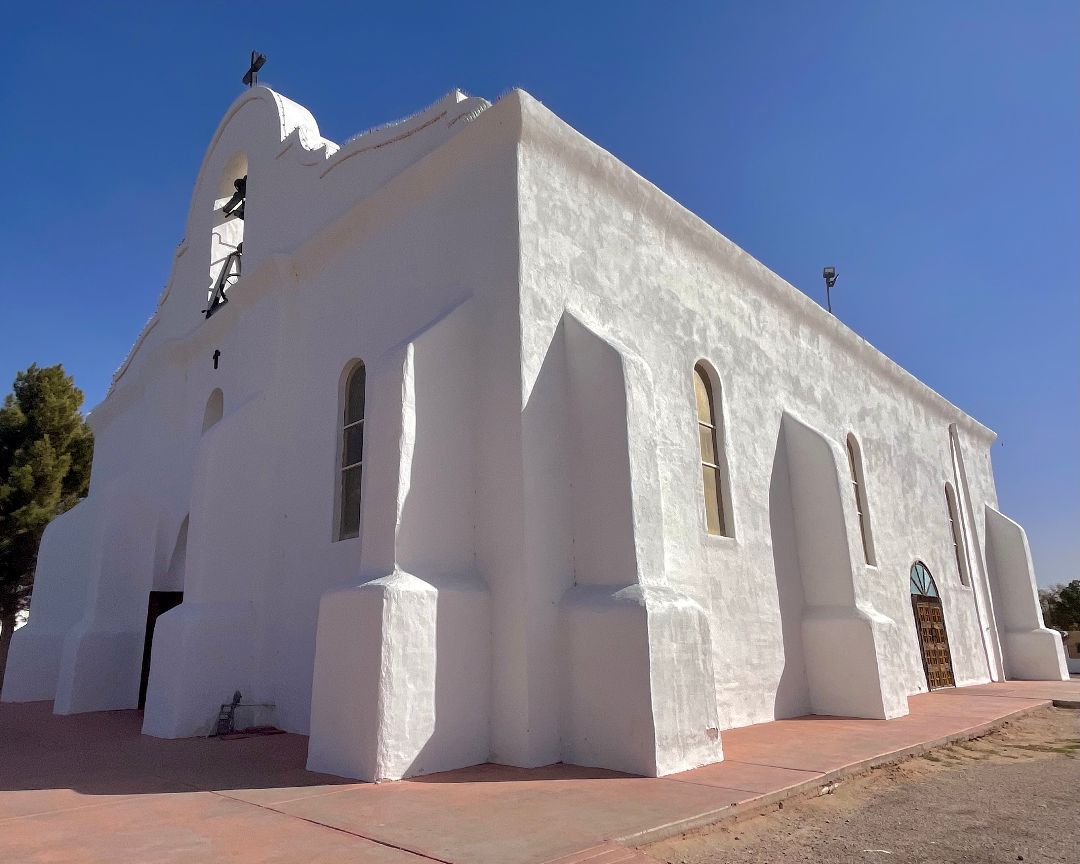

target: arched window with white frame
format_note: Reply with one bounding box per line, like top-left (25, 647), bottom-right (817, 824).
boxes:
top-left (337, 361), bottom-right (365, 540)
top-left (693, 361), bottom-right (733, 537)
top-left (846, 433), bottom-right (876, 565)
top-left (944, 482), bottom-right (970, 586)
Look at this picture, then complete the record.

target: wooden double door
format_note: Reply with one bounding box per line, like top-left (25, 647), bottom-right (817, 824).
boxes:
top-left (910, 561), bottom-right (955, 690)
top-left (911, 594), bottom-right (955, 690)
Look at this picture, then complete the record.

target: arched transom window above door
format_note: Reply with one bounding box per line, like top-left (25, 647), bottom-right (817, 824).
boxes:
top-left (910, 561), bottom-right (939, 597)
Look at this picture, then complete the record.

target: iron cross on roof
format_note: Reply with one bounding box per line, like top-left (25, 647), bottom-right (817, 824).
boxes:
top-left (243, 51), bottom-right (267, 87)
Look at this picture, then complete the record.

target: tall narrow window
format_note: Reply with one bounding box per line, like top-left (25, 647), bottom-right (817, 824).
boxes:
top-left (945, 482), bottom-right (970, 586)
top-left (846, 434), bottom-right (876, 565)
top-left (694, 362), bottom-right (731, 536)
top-left (338, 362), bottom-right (365, 540)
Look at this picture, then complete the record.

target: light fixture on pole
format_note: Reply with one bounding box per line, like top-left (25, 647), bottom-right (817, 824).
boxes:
top-left (822, 266), bottom-right (838, 313)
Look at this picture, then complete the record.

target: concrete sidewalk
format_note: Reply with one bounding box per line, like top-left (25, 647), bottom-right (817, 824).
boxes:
top-left (1, 679), bottom-right (1077, 864)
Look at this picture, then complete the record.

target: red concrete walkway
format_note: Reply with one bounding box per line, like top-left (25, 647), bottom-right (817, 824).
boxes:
top-left (1, 679), bottom-right (1077, 864)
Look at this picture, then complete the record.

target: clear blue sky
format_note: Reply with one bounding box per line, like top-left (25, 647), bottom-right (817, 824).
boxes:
top-left (2, 2), bottom-right (1076, 586)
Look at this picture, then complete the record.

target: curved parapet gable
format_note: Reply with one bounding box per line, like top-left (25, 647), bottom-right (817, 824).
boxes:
top-left (188, 87), bottom-right (337, 222)
top-left (186, 86), bottom-right (489, 268)
top-left (321, 89), bottom-right (489, 179)
top-left (106, 86), bottom-right (491, 400)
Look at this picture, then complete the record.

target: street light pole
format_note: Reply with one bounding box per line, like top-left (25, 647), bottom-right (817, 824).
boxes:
top-left (822, 266), bottom-right (838, 314)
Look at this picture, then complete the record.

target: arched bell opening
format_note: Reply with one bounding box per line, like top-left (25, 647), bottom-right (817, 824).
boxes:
top-left (206, 152), bottom-right (248, 317)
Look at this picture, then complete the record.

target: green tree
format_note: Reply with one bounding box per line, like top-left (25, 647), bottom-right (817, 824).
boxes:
top-left (0, 364), bottom-right (93, 687)
top-left (1039, 580), bottom-right (1080, 632)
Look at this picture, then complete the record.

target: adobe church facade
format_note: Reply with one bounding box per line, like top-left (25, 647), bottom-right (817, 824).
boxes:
top-left (2, 87), bottom-right (1066, 780)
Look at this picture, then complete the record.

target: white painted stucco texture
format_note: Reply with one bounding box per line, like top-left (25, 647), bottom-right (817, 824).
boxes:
top-left (2, 86), bottom-right (1065, 782)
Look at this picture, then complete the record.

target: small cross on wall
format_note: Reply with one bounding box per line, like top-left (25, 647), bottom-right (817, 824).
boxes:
top-left (213, 349), bottom-right (221, 370)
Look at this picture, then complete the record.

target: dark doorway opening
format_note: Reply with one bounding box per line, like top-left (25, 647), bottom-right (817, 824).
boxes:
top-left (139, 591), bottom-right (184, 709)
top-left (910, 562), bottom-right (955, 690)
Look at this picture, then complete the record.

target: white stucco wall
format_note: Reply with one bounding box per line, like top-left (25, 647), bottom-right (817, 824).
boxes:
top-left (0, 502), bottom-right (98, 702)
top-left (3, 85), bottom-right (1058, 782)
top-left (513, 90), bottom-right (1001, 735)
top-left (5, 87), bottom-right (513, 743)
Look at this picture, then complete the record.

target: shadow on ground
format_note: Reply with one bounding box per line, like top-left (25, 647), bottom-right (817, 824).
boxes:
top-left (0, 700), bottom-right (636, 797)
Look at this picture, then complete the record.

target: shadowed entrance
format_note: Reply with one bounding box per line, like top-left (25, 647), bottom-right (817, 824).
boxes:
top-left (138, 591), bottom-right (183, 709)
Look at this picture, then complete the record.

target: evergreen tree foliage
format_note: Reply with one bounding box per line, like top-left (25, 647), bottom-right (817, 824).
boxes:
top-left (1040, 580), bottom-right (1080, 632)
top-left (0, 364), bottom-right (93, 685)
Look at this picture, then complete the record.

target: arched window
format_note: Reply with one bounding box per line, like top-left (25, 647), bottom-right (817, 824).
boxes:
top-left (693, 362), bottom-right (732, 537)
top-left (846, 434), bottom-right (876, 565)
top-left (337, 362), bottom-right (366, 540)
top-left (201, 388), bottom-right (223, 433)
top-left (944, 482), bottom-right (970, 586)
top-left (910, 561), bottom-right (939, 597)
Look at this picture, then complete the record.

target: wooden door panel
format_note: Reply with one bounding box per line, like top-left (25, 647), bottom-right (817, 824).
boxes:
top-left (913, 597), bottom-right (955, 690)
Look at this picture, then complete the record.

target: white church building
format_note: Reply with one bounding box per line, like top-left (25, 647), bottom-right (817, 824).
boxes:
top-left (2, 86), bottom-right (1067, 781)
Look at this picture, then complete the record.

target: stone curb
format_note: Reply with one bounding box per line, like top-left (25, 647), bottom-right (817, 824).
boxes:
top-left (615, 699), bottom-right (1053, 849)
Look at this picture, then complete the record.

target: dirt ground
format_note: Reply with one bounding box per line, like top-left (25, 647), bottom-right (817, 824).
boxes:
top-left (643, 707), bottom-right (1080, 864)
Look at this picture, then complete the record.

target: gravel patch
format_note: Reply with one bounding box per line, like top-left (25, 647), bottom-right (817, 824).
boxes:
top-left (644, 707), bottom-right (1080, 864)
